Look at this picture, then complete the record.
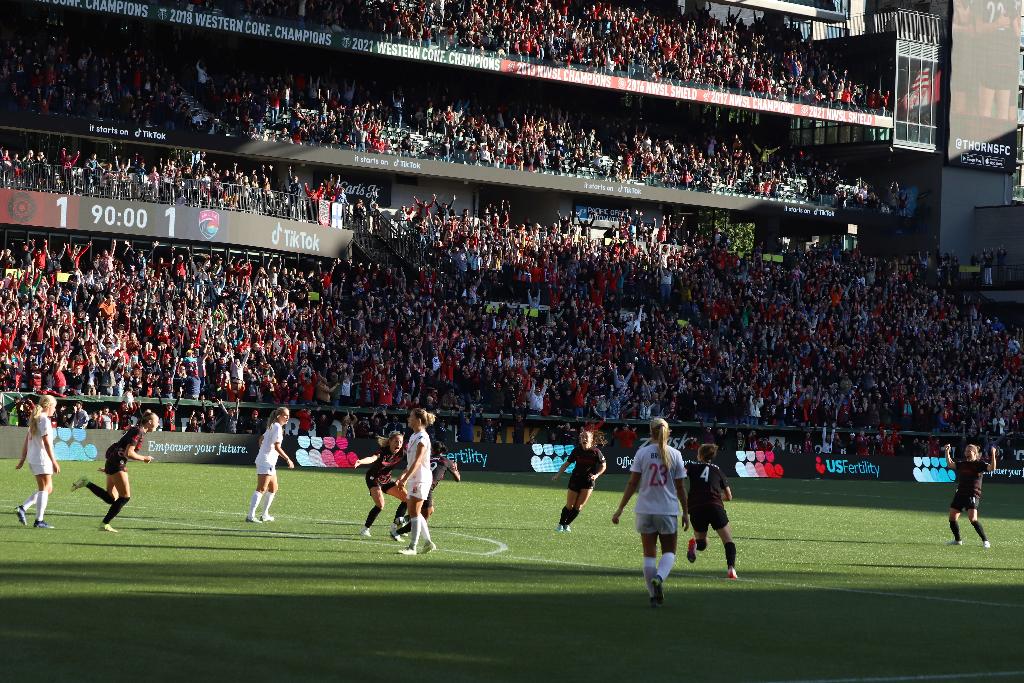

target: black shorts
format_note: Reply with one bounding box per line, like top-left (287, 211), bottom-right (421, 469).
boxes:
top-left (103, 459), bottom-right (127, 476)
top-left (690, 506), bottom-right (729, 534)
top-left (366, 473), bottom-right (396, 493)
top-left (950, 493), bottom-right (980, 512)
top-left (567, 476), bottom-right (595, 493)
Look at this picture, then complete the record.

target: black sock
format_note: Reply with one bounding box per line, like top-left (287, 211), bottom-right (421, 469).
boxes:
top-left (103, 496), bottom-right (130, 524)
top-left (696, 538), bottom-right (708, 551)
top-left (971, 521), bottom-right (988, 543)
top-left (397, 521), bottom-right (412, 535)
top-left (949, 519), bottom-right (961, 542)
top-left (725, 542), bottom-right (737, 568)
top-left (393, 502), bottom-right (408, 524)
top-left (566, 508), bottom-right (581, 525)
top-left (364, 506), bottom-right (382, 529)
top-left (87, 482), bottom-right (115, 505)
top-left (558, 506), bottom-right (571, 525)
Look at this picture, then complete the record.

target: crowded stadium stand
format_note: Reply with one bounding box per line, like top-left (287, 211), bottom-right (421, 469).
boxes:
top-left (0, 0), bottom-right (1020, 456)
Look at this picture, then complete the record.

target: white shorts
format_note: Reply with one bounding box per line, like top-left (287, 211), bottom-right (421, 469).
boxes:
top-left (636, 513), bottom-right (678, 535)
top-left (256, 462), bottom-right (277, 476)
top-left (28, 458), bottom-right (53, 476)
top-left (406, 478), bottom-right (431, 500)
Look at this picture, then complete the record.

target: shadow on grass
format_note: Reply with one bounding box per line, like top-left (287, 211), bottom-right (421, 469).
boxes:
top-left (2, 561), bottom-right (1024, 683)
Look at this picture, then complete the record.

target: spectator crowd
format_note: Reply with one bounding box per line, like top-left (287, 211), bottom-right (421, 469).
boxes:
top-left (0, 26), bottom-right (894, 211)
top-left (0, 193), bottom-right (1019, 445)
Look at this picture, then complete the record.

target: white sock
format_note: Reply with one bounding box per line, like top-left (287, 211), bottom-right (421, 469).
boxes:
top-left (262, 492), bottom-right (276, 516)
top-left (419, 516), bottom-right (433, 545)
top-left (643, 557), bottom-right (657, 597)
top-left (248, 492), bottom-right (262, 518)
top-left (409, 516), bottom-right (422, 549)
top-left (657, 552), bottom-right (676, 581)
top-left (35, 490), bottom-right (49, 522)
top-left (21, 491), bottom-right (39, 511)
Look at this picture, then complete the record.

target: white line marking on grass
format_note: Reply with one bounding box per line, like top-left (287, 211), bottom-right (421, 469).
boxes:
top-left (755, 670), bottom-right (1024, 683)
top-left (2, 499), bottom-right (510, 558)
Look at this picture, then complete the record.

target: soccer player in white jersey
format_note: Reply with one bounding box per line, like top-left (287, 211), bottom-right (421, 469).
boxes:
top-left (395, 408), bottom-right (437, 555)
top-left (612, 418), bottom-right (689, 608)
top-left (247, 407), bottom-right (294, 523)
top-left (15, 395), bottom-right (60, 529)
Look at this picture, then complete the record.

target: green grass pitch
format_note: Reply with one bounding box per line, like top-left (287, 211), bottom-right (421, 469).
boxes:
top-left (1, 462), bottom-right (1023, 683)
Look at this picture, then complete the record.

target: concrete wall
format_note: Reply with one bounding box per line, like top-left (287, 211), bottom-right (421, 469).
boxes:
top-left (940, 167), bottom-right (1011, 258)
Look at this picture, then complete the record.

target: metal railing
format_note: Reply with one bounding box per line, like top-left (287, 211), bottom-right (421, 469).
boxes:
top-left (847, 9), bottom-right (945, 44)
top-left (950, 264), bottom-right (1024, 289)
top-left (0, 162), bottom-right (321, 224)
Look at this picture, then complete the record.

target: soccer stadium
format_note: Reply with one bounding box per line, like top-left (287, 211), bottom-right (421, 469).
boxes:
top-left (1, 0), bottom-right (1023, 680)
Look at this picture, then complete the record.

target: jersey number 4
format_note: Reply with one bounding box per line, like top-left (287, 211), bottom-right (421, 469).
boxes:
top-left (699, 466), bottom-right (711, 482)
top-left (648, 463), bottom-right (669, 487)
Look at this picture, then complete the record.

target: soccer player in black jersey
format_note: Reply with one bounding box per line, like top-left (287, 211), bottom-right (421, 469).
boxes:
top-left (71, 411), bottom-right (157, 533)
top-left (684, 444), bottom-right (738, 579)
top-left (945, 443), bottom-right (996, 548)
top-left (552, 429), bottom-right (607, 532)
top-left (395, 443), bottom-right (461, 536)
top-left (354, 431), bottom-right (409, 539)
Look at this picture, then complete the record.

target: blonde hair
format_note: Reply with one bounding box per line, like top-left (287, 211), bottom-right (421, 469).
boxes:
top-left (698, 443), bottom-right (719, 462)
top-left (266, 407), bottom-right (289, 431)
top-left (376, 431), bottom-right (403, 448)
top-left (965, 444), bottom-right (980, 461)
top-left (411, 408), bottom-right (436, 428)
top-left (29, 396), bottom-right (56, 438)
top-left (650, 418), bottom-right (672, 469)
top-left (140, 410), bottom-right (158, 429)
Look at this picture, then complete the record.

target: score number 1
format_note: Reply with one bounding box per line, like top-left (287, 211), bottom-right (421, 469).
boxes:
top-left (54, 196), bottom-right (177, 237)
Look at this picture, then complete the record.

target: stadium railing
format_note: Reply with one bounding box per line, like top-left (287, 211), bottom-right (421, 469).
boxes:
top-left (1, 391), bottom-right (1014, 454)
top-left (0, 162), bottom-right (318, 225)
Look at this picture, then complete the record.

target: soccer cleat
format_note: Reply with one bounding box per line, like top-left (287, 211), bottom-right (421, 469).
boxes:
top-left (399, 546), bottom-right (417, 556)
top-left (260, 514), bottom-right (275, 523)
top-left (983, 541), bottom-right (992, 549)
top-left (245, 516), bottom-right (262, 524)
top-left (946, 540), bottom-right (963, 546)
top-left (564, 525), bottom-right (571, 532)
top-left (650, 597), bottom-right (660, 609)
top-left (726, 567), bottom-right (738, 580)
top-left (422, 542), bottom-right (437, 554)
top-left (71, 477), bottom-right (89, 492)
top-left (650, 575), bottom-right (664, 605)
top-left (687, 537), bottom-right (697, 563)
top-left (555, 524), bottom-right (565, 532)
top-left (359, 527), bottom-right (371, 537)
top-left (33, 520), bottom-right (53, 529)
top-left (15, 506), bottom-right (27, 526)
top-left (100, 524), bottom-right (118, 533)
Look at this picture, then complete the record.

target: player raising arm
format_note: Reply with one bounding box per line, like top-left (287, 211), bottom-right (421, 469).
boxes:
top-left (72, 411), bottom-right (157, 533)
top-left (612, 419), bottom-right (689, 608)
top-left (15, 395), bottom-right (60, 529)
top-left (552, 428), bottom-right (607, 532)
top-left (685, 444), bottom-right (738, 579)
top-left (354, 431), bottom-right (409, 539)
top-left (945, 443), bottom-right (995, 548)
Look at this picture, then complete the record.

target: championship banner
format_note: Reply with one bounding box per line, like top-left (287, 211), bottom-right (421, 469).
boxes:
top-left (23, 0), bottom-right (892, 129)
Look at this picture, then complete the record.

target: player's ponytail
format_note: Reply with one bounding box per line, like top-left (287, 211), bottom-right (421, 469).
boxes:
top-left (698, 443), bottom-right (719, 463)
top-left (412, 408), bottom-right (436, 428)
top-left (29, 396), bottom-right (56, 438)
top-left (650, 418), bottom-right (671, 469)
top-left (266, 407), bottom-right (288, 431)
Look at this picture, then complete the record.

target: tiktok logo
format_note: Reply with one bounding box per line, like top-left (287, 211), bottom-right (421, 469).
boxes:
top-left (272, 223), bottom-right (283, 245)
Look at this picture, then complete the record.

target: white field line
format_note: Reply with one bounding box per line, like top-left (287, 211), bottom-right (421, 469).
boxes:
top-left (755, 671), bottom-right (1024, 683)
